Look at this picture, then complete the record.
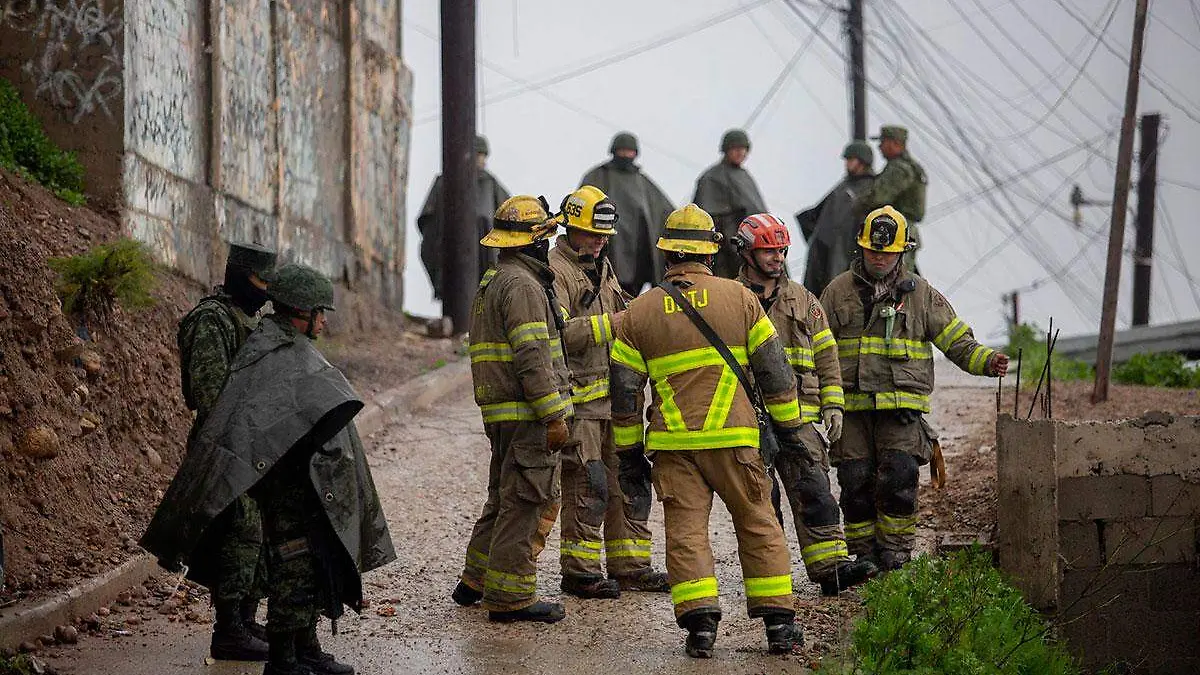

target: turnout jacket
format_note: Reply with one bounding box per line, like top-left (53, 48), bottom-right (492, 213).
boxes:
top-left (549, 236), bottom-right (630, 419)
top-left (469, 251), bottom-right (574, 425)
top-left (819, 262), bottom-right (995, 413)
top-left (739, 274), bottom-right (844, 424)
top-left (610, 262), bottom-right (802, 452)
top-left (579, 159), bottom-right (674, 291)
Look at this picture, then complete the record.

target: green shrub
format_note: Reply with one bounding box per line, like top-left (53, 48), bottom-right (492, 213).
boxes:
top-left (0, 77), bottom-right (86, 204)
top-left (834, 549), bottom-right (1077, 675)
top-left (1113, 352), bottom-right (1200, 388)
top-left (1006, 322), bottom-right (1092, 383)
top-left (49, 239), bottom-right (157, 320)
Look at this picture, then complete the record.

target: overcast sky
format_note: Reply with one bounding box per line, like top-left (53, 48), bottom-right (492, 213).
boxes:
top-left (399, 0), bottom-right (1200, 341)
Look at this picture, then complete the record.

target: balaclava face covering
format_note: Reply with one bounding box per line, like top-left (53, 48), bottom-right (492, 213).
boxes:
top-left (225, 265), bottom-right (269, 315)
top-left (611, 155), bottom-right (636, 171)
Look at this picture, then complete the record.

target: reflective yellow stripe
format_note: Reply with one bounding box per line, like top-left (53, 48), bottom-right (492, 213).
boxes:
top-left (670, 576), bottom-right (719, 605)
top-left (530, 390), bottom-right (571, 419)
top-left (561, 539), bottom-right (603, 560)
top-left (747, 315), bottom-right (777, 354)
top-left (744, 574), bottom-right (792, 598)
top-left (703, 367), bottom-right (739, 430)
top-left (820, 385), bottom-right (845, 408)
top-left (811, 328), bottom-right (836, 354)
top-left (766, 398), bottom-right (801, 424)
top-left (801, 540), bottom-right (850, 566)
top-left (611, 338), bottom-right (647, 374)
top-left (877, 513), bottom-right (918, 536)
top-left (646, 426), bottom-right (759, 451)
top-left (838, 337), bottom-right (933, 359)
top-left (785, 346), bottom-right (815, 370)
top-left (465, 547), bottom-right (489, 571)
top-left (605, 539), bottom-right (652, 558)
top-left (654, 378), bottom-right (687, 432)
top-left (479, 401), bottom-right (538, 422)
top-left (844, 520), bottom-right (876, 541)
top-left (571, 378), bottom-right (610, 404)
top-left (800, 403), bottom-right (822, 424)
top-left (479, 268), bottom-right (498, 288)
top-left (590, 314), bottom-right (613, 345)
top-left (844, 391), bottom-right (930, 413)
top-left (508, 321), bottom-right (550, 347)
top-left (484, 568), bottom-right (538, 595)
top-left (646, 346), bottom-right (748, 380)
top-left (550, 338), bottom-right (564, 360)
top-left (968, 344), bottom-right (994, 375)
top-left (933, 317), bottom-right (970, 352)
top-left (559, 305), bottom-right (571, 322)
top-left (469, 341), bottom-right (514, 363)
top-left (613, 423), bottom-right (644, 447)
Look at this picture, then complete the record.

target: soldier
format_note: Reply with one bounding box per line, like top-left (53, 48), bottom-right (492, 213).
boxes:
top-left (796, 141), bottom-right (876, 296)
top-left (417, 135), bottom-right (511, 299)
top-left (549, 186), bottom-right (670, 600)
top-left (692, 129), bottom-right (768, 280)
top-left (820, 207), bottom-right (1008, 570)
top-left (854, 126), bottom-right (927, 273)
top-left (145, 263), bottom-right (395, 675)
top-left (173, 241), bottom-right (276, 661)
top-left (610, 204), bottom-right (805, 658)
top-left (451, 195), bottom-right (575, 623)
top-left (731, 213), bottom-right (878, 594)
top-left (579, 132), bottom-right (675, 296)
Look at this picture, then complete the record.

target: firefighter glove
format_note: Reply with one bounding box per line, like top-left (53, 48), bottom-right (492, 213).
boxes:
top-left (822, 408), bottom-right (844, 443)
top-left (546, 418), bottom-right (570, 451)
top-left (987, 352), bottom-right (1011, 377)
top-left (617, 448), bottom-right (653, 513)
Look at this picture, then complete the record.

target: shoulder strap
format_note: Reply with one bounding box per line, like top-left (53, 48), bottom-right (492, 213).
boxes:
top-left (658, 281), bottom-right (763, 409)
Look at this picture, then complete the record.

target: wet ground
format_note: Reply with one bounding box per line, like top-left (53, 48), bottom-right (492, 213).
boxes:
top-left (44, 360), bottom-right (996, 674)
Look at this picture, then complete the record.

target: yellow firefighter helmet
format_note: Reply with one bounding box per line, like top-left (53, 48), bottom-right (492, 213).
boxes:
top-left (856, 205), bottom-right (916, 253)
top-left (561, 185), bottom-right (619, 236)
top-left (480, 195), bottom-right (561, 248)
top-left (656, 203), bottom-right (722, 254)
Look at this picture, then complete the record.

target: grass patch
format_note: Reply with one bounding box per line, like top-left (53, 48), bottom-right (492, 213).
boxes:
top-left (0, 77), bottom-right (86, 204)
top-left (1006, 322), bottom-right (1092, 383)
top-left (1113, 352), bottom-right (1200, 388)
top-left (49, 239), bottom-right (156, 322)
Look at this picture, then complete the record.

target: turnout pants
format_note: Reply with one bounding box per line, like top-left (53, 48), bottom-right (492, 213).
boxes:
top-left (560, 419), bottom-right (654, 579)
top-left (773, 423), bottom-right (850, 579)
top-left (830, 411), bottom-right (928, 557)
top-left (460, 421), bottom-right (562, 612)
top-left (652, 447), bottom-right (793, 623)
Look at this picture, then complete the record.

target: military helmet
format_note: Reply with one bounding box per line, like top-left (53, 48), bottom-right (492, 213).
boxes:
top-left (609, 132), bottom-right (639, 154)
top-left (657, 204), bottom-right (722, 255)
top-left (269, 263), bottom-right (336, 312)
top-left (732, 213), bottom-right (791, 252)
top-left (226, 242), bottom-right (277, 281)
top-left (720, 128), bottom-right (751, 152)
top-left (561, 185), bottom-right (619, 237)
top-left (842, 140), bottom-right (874, 166)
top-left (474, 135), bottom-right (490, 156)
top-left (857, 206), bottom-right (916, 254)
top-left (480, 195), bottom-right (560, 248)
top-left (871, 125), bottom-right (908, 144)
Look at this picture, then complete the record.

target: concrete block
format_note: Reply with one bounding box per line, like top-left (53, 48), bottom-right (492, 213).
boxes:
top-left (1058, 522), bottom-right (1103, 569)
top-left (1106, 609), bottom-right (1200, 663)
top-left (1150, 475), bottom-right (1200, 517)
top-left (996, 416), bottom-right (1059, 609)
top-left (1144, 565), bottom-right (1200, 610)
top-left (1058, 475), bottom-right (1150, 521)
top-left (1059, 567), bottom-right (1149, 617)
top-left (1104, 517), bottom-right (1196, 565)
top-left (1058, 616), bottom-right (1109, 669)
top-left (1056, 421), bottom-right (1148, 478)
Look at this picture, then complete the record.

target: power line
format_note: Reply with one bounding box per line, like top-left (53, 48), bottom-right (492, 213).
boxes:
top-left (744, 7), bottom-right (833, 129)
top-left (745, 3), bottom-right (844, 134)
top-left (1156, 203), bottom-right (1200, 312)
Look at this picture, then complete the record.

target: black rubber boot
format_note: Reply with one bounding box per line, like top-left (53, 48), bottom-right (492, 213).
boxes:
top-left (763, 613), bottom-right (804, 655)
top-left (488, 600), bottom-right (566, 624)
top-left (451, 580), bottom-right (483, 606)
top-left (816, 558), bottom-right (880, 596)
top-left (241, 599), bottom-right (268, 641)
top-left (211, 600), bottom-right (269, 661)
top-left (297, 625), bottom-right (354, 674)
top-left (262, 630), bottom-right (315, 675)
top-left (879, 549), bottom-right (912, 572)
top-left (561, 574), bottom-right (621, 599)
top-left (610, 568), bottom-right (670, 593)
top-left (679, 609), bottom-right (720, 659)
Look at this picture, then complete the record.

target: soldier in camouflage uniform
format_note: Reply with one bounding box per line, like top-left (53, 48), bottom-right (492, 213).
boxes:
top-left (854, 126), bottom-right (927, 274)
top-left (176, 242), bottom-right (276, 661)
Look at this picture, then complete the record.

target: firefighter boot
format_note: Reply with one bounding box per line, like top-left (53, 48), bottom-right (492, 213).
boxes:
top-left (763, 612), bottom-right (805, 655)
top-left (241, 599), bottom-right (268, 641)
top-left (451, 580), bottom-right (483, 606)
top-left (679, 609), bottom-right (721, 659)
top-left (262, 630), bottom-right (314, 675)
top-left (561, 574), bottom-right (621, 599)
top-left (297, 625), bottom-right (354, 674)
top-left (212, 600), bottom-right (269, 661)
top-left (816, 558), bottom-right (879, 596)
top-left (610, 568), bottom-right (670, 593)
top-left (488, 600), bottom-right (566, 624)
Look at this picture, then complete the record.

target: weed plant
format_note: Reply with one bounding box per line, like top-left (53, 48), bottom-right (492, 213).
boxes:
top-left (50, 239), bottom-right (156, 322)
top-left (1112, 351), bottom-right (1200, 388)
top-left (1005, 322), bottom-right (1092, 383)
top-left (0, 78), bottom-right (86, 204)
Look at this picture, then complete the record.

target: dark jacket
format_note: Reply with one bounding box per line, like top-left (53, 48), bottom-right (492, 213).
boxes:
top-left (796, 173), bottom-right (875, 296)
top-left (580, 159), bottom-right (674, 294)
top-left (418, 170), bottom-right (510, 299)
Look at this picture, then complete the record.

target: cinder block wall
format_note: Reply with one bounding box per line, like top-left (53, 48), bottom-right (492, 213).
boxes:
top-left (1, 0), bottom-right (412, 318)
top-left (998, 414), bottom-right (1200, 674)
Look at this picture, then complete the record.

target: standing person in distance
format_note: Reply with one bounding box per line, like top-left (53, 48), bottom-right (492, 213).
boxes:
top-left (795, 141), bottom-right (876, 297)
top-left (692, 129), bottom-right (768, 279)
top-left (854, 126), bottom-right (927, 274)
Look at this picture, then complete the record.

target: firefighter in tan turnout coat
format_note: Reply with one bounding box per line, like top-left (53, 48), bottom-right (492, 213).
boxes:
top-left (549, 186), bottom-right (670, 599)
top-left (453, 195), bottom-right (575, 624)
top-left (820, 206), bottom-right (1009, 570)
top-left (610, 204), bottom-right (806, 658)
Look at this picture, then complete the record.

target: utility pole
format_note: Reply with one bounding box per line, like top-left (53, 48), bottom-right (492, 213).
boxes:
top-left (439, 0), bottom-right (478, 335)
top-left (847, 0), bottom-right (867, 140)
top-left (1093, 0), bottom-right (1150, 404)
top-left (1131, 112), bottom-right (1160, 327)
top-left (1007, 291), bottom-right (1020, 329)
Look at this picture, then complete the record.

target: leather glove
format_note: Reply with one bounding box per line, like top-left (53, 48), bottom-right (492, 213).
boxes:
top-left (822, 408), bottom-right (844, 444)
top-left (617, 448), bottom-right (653, 515)
top-left (545, 418), bottom-right (570, 451)
top-left (987, 352), bottom-right (1011, 377)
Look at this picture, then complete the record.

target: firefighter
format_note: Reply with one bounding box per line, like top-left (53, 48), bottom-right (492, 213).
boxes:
top-left (549, 186), bottom-right (670, 599)
top-left (610, 204), bottom-right (805, 658)
top-left (731, 213), bottom-right (878, 594)
top-left (820, 206), bottom-right (1009, 570)
top-left (452, 195), bottom-right (575, 624)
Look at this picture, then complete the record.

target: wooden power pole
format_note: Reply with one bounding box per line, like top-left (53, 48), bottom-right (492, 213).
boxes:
top-left (1093, 0), bottom-right (1150, 403)
top-left (439, 0), bottom-right (478, 335)
top-left (847, 0), bottom-right (867, 140)
top-left (1131, 112), bottom-right (1160, 327)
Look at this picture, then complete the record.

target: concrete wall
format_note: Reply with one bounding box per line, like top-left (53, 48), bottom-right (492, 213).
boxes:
top-left (998, 413), bottom-right (1200, 675)
top-left (1, 0), bottom-right (412, 315)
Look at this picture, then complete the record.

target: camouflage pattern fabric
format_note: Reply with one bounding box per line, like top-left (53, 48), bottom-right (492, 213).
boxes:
top-left (257, 447), bottom-right (326, 632)
top-left (854, 151), bottom-right (927, 272)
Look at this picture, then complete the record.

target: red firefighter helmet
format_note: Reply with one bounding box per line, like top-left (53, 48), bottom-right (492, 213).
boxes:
top-left (732, 213), bottom-right (791, 252)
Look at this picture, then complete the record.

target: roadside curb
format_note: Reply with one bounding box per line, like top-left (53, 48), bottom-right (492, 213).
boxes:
top-left (0, 554), bottom-right (159, 650)
top-left (356, 358), bottom-right (471, 438)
